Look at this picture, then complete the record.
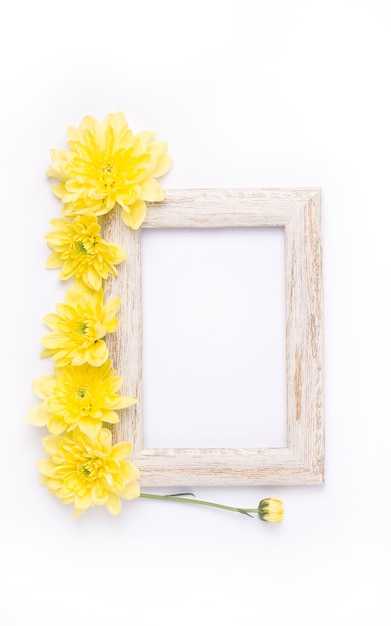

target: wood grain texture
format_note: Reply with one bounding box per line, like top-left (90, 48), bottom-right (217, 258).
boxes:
top-left (103, 188), bottom-right (324, 486)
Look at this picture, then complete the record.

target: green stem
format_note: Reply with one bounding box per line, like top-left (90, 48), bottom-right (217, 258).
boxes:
top-left (140, 492), bottom-right (257, 517)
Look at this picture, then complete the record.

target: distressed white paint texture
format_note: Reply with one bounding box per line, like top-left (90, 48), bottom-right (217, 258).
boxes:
top-left (142, 227), bottom-right (286, 448)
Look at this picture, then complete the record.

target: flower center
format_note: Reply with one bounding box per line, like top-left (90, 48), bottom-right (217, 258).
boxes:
top-left (102, 163), bottom-right (113, 175)
top-left (74, 240), bottom-right (88, 256)
top-left (72, 385), bottom-right (92, 414)
top-left (76, 386), bottom-right (87, 398)
top-left (77, 322), bottom-right (88, 335)
top-left (99, 160), bottom-right (118, 189)
top-left (78, 458), bottom-right (101, 480)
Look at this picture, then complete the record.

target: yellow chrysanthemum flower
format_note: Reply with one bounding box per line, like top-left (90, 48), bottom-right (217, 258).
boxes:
top-left (41, 286), bottom-right (120, 367)
top-left (45, 215), bottom-right (127, 290)
top-left (47, 112), bottom-right (172, 230)
top-left (257, 498), bottom-right (284, 523)
top-left (26, 361), bottom-right (136, 438)
top-left (37, 429), bottom-right (140, 518)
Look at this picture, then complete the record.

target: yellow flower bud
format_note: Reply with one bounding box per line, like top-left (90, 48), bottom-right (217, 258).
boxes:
top-left (257, 498), bottom-right (284, 523)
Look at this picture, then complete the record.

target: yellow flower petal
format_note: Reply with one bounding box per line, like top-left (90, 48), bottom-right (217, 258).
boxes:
top-left (32, 375), bottom-right (56, 399)
top-left (111, 441), bottom-right (131, 461)
top-left (46, 253), bottom-right (63, 269)
top-left (42, 434), bottom-right (61, 456)
top-left (77, 418), bottom-right (102, 439)
top-left (98, 428), bottom-right (112, 450)
top-left (105, 493), bottom-right (121, 515)
top-left (25, 403), bottom-right (50, 426)
top-left (121, 200), bottom-right (146, 230)
top-left (37, 459), bottom-right (55, 475)
top-left (73, 508), bottom-right (87, 520)
top-left (43, 314), bottom-right (61, 330)
top-left (75, 492), bottom-right (93, 510)
top-left (85, 265), bottom-right (102, 291)
top-left (109, 395), bottom-right (136, 410)
top-left (122, 479), bottom-right (141, 500)
top-left (140, 178), bottom-right (165, 202)
top-left (103, 295), bottom-right (121, 320)
top-left (84, 340), bottom-right (108, 367)
top-left (91, 481), bottom-right (109, 504)
top-left (154, 153), bottom-right (173, 178)
top-left (47, 416), bottom-right (68, 435)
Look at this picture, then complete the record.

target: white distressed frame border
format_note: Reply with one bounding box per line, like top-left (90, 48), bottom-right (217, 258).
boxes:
top-left (104, 189), bottom-right (324, 486)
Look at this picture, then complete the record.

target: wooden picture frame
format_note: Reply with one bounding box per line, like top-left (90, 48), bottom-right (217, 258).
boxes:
top-left (103, 189), bottom-right (324, 486)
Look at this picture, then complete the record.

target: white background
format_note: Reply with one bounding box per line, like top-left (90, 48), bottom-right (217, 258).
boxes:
top-left (1, 1), bottom-right (390, 625)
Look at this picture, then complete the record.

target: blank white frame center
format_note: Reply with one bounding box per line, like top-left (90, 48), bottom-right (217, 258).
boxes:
top-left (103, 188), bottom-right (324, 486)
top-left (141, 227), bottom-right (287, 449)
